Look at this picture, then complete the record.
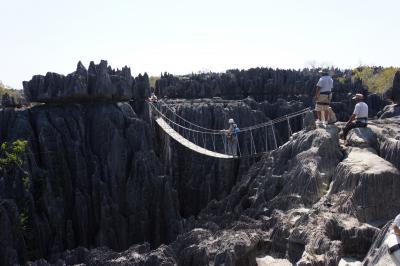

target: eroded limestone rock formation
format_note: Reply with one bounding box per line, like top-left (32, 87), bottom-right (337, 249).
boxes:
top-left (23, 60), bottom-right (149, 103)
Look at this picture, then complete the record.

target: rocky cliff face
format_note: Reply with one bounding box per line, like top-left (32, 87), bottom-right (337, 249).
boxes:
top-left (0, 102), bottom-right (184, 265)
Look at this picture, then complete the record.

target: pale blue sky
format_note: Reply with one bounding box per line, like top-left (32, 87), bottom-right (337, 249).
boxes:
top-left (1, 0), bottom-right (399, 89)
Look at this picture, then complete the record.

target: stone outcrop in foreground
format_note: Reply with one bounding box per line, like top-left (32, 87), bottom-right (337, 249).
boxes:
top-left (23, 60), bottom-right (150, 103)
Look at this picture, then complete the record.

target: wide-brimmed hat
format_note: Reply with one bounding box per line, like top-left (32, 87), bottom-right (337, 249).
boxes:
top-left (228, 118), bottom-right (235, 124)
top-left (352, 93), bottom-right (364, 100)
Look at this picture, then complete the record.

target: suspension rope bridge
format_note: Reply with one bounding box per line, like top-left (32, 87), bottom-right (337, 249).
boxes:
top-left (148, 100), bottom-right (311, 159)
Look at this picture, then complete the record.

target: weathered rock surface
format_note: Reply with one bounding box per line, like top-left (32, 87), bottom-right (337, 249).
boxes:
top-left (0, 93), bottom-right (27, 107)
top-left (379, 104), bottom-right (400, 119)
top-left (370, 118), bottom-right (400, 170)
top-left (386, 71), bottom-right (400, 104)
top-left (330, 147), bottom-right (400, 222)
top-left (23, 61), bottom-right (149, 103)
top-left (346, 127), bottom-right (377, 148)
top-left (0, 102), bottom-right (182, 264)
top-left (27, 244), bottom-right (177, 266)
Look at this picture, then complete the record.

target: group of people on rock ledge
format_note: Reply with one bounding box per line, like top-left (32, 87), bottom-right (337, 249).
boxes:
top-left (220, 69), bottom-right (371, 156)
top-left (314, 69), bottom-right (368, 140)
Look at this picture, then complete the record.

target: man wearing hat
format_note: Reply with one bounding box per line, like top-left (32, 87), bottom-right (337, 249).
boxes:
top-left (223, 118), bottom-right (240, 156)
top-left (340, 93), bottom-right (368, 139)
top-left (315, 69), bottom-right (333, 126)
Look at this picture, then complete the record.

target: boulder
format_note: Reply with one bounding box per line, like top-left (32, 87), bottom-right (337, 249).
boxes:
top-left (346, 127), bottom-right (377, 148)
top-left (330, 147), bottom-right (400, 222)
top-left (23, 60), bottom-right (143, 103)
top-left (379, 104), bottom-right (400, 119)
top-left (303, 110), bottom-right (316, 131)
top-left (392, 71), bottom-right (400, 104)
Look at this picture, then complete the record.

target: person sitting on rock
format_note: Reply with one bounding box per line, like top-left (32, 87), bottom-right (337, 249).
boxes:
top-left (340, 94), bottom-right (368, 140)
top-left (315, 69), bottom-right (333, 127)
top-left (223, 118), bottom-right (240, 156)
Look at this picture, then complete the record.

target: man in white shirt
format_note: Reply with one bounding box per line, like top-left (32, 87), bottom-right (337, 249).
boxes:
top-left (340, 94), bottom-right (368, 139)
top-left (315, 70), bottom-right (333, 126)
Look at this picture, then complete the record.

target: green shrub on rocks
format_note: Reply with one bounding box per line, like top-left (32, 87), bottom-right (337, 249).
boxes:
top-left (0, 139), bottom-right (28, 171)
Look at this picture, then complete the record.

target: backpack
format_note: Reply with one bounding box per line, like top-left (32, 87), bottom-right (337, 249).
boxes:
top-left (232, 125), bottom-right (240, 137)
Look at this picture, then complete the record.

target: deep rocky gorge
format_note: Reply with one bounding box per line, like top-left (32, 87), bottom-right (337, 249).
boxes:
top-left (1, 62), bottom-right (400, 265)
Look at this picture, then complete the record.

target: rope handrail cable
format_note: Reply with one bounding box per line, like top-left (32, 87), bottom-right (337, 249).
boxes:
top-left (157, 99), bottom-right (221, 132)
top-left (155, 99), bottom-right (311, 133)
top-left (150, 100), bottom-right (311, 135)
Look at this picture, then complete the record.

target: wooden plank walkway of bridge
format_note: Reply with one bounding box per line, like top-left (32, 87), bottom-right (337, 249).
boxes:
top-left (155, 117), bottom-right (235, 159)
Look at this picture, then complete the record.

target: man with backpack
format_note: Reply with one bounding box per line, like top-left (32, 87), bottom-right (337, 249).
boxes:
top-left (224, 118), bottom-right (240, 156)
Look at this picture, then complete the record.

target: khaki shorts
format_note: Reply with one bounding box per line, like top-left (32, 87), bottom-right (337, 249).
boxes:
top-left (315, 94), bottom-right (331, 112)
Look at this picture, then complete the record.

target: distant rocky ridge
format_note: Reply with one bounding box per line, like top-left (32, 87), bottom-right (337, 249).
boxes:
top-left (155, 69), bottom-right (391, 120)
top-left (23, 60), bottom-right (150, 103)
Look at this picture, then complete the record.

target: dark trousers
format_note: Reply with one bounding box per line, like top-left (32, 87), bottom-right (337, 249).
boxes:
top-left (342, 121), bottom-right (367, 139)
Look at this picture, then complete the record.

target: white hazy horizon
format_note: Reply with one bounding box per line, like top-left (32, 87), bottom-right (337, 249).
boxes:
top-left (1, 0), bottom-right (400, 89)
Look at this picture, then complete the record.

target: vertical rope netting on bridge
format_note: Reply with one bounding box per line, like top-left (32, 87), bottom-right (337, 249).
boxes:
top-left (221, 134), bottom-right (227, 154)
top-left (250, 130), bottom-right (257, 155)
top-left (212, 134), bottom-right (216, 151)
top-left (271, 124), bottom-right (278, 150)
top-left (265, 126), bottom-right (269, 153)
top-left (286, 116), bottom-right (293, 138)
top-left (237, 137), bottom-right (242, 157)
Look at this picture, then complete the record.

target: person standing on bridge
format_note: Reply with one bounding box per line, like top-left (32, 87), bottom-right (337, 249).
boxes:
top-left (223, 118), bottom-right (240, 156)
top-left (314, 69), bottom-right (333, 127)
